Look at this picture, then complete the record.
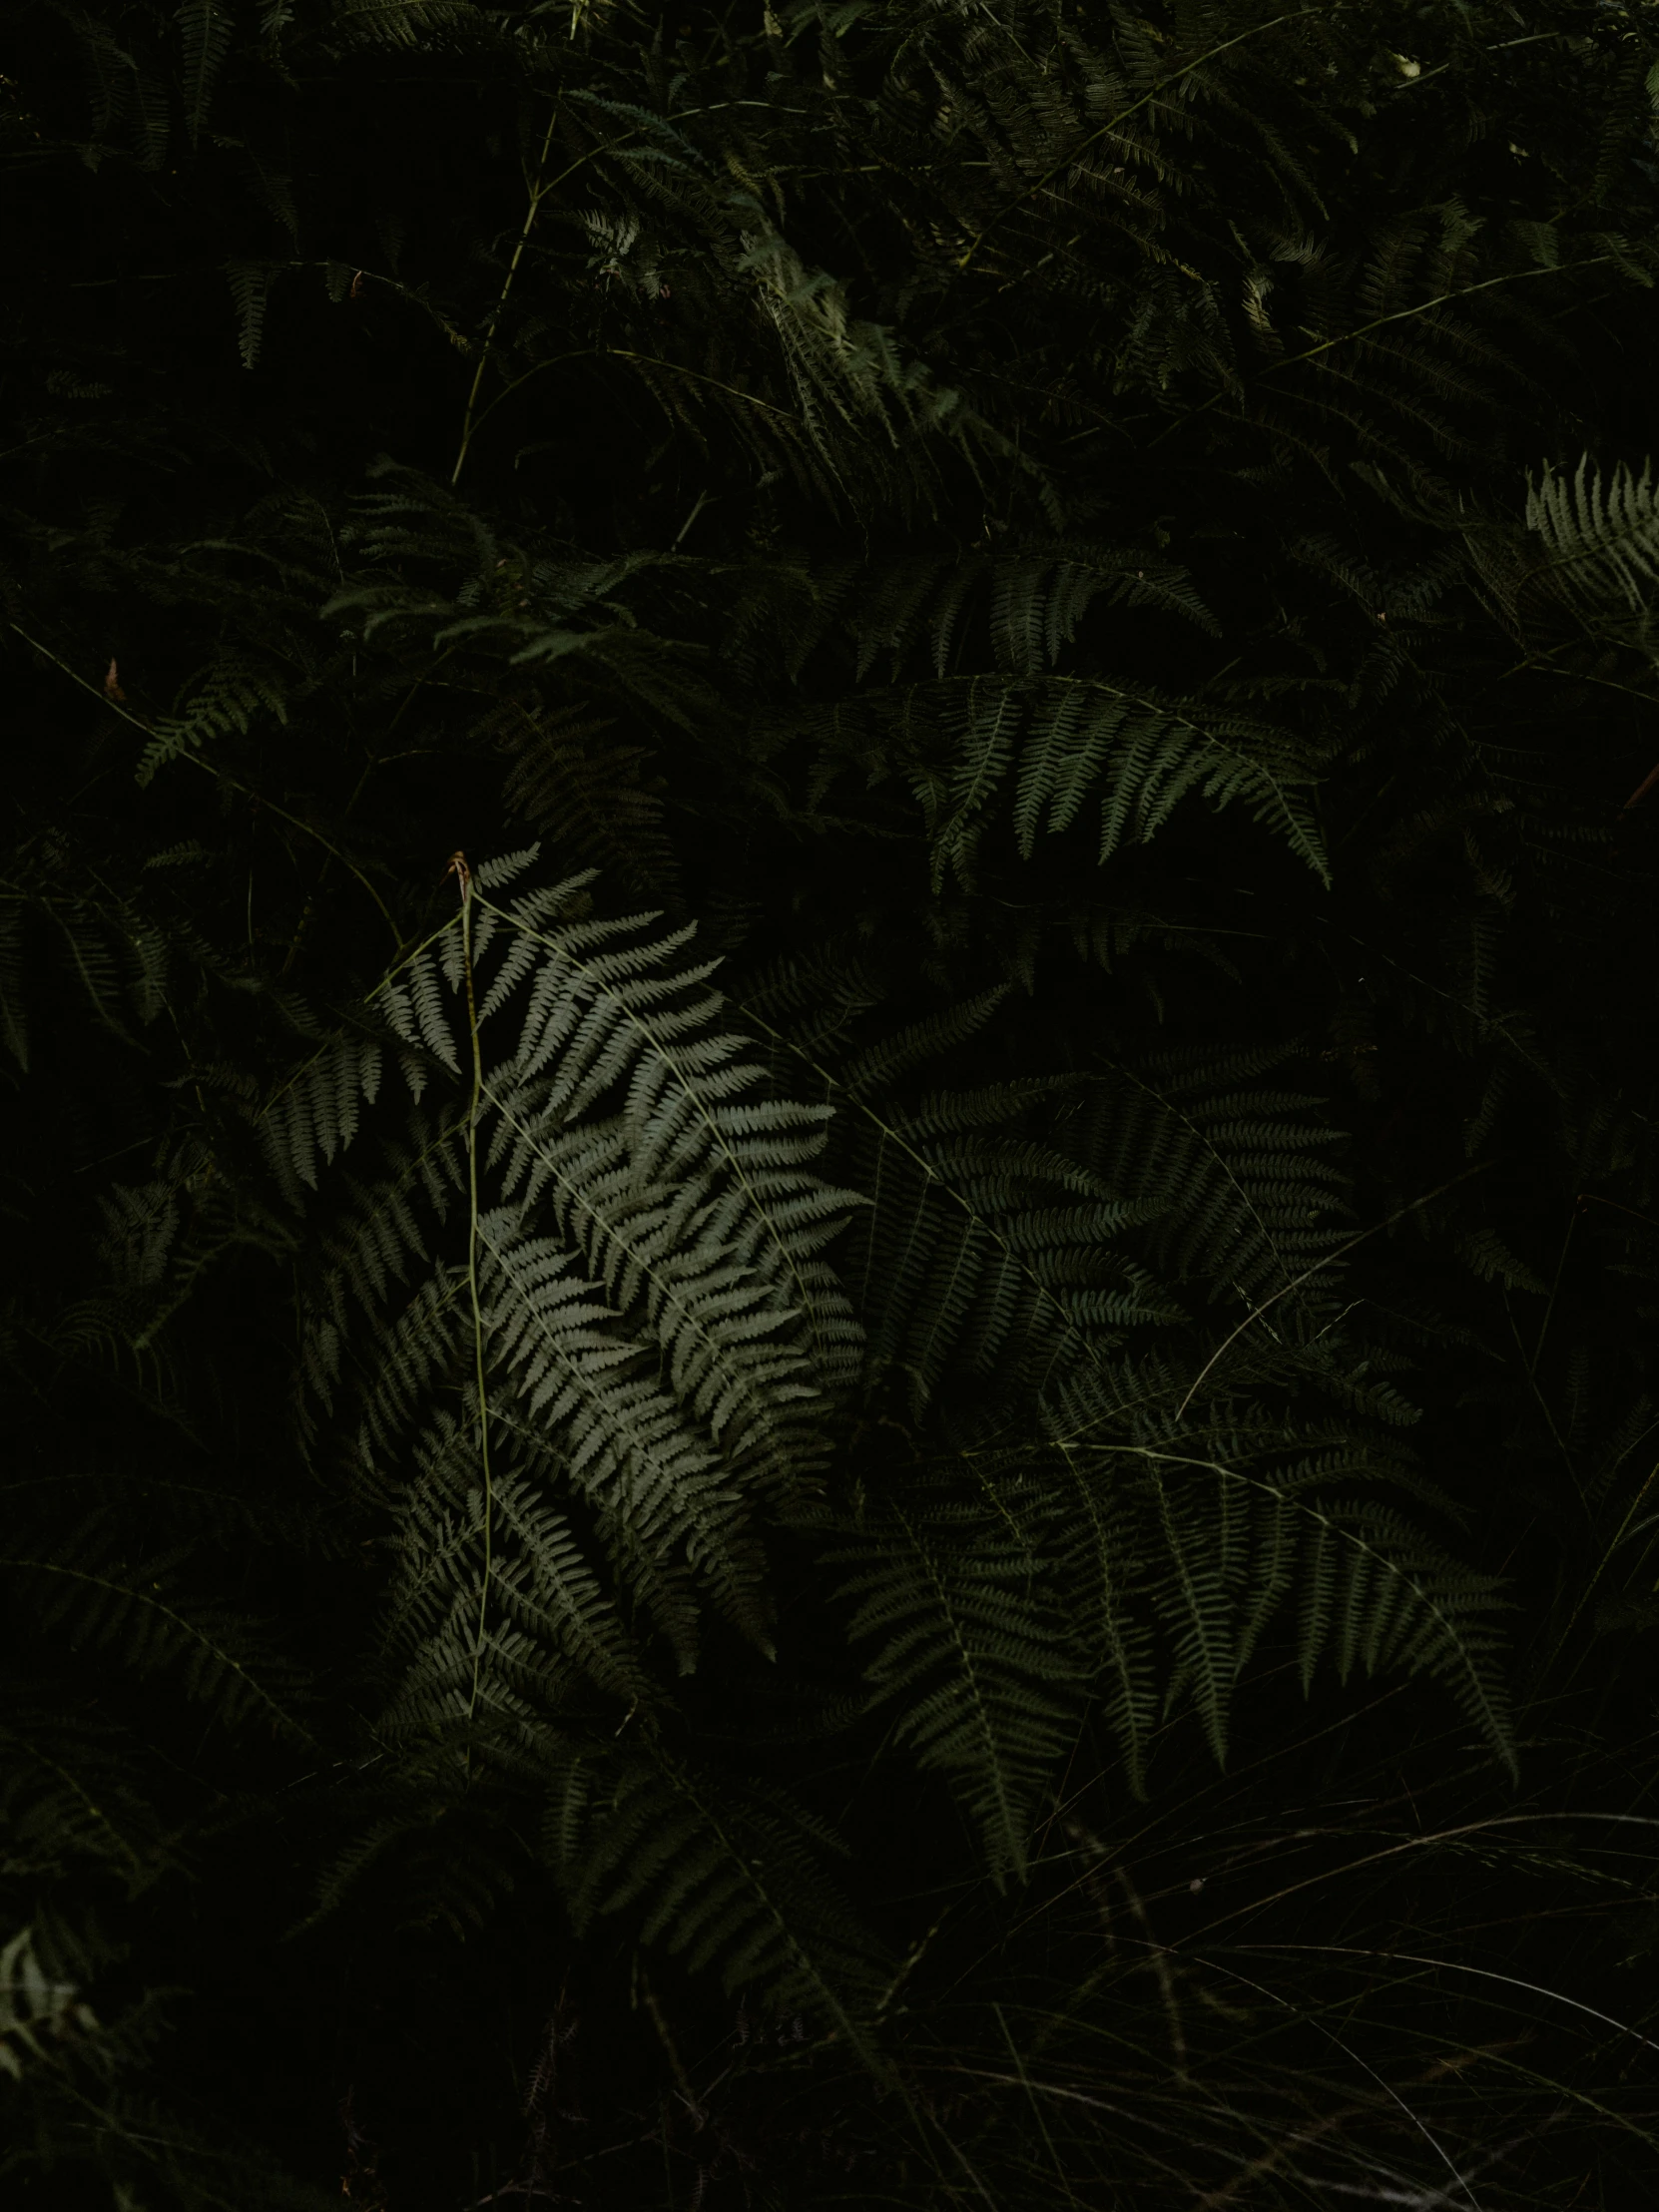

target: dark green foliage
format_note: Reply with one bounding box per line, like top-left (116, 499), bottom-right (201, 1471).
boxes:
top-left (5, 1), bottom-right (1659, 2206)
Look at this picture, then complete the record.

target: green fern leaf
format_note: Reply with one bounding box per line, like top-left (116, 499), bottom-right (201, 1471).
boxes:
top-left (831, 1504), bottom-right (1089, 1887)
top-left (545, 1743), bottom-right (888, 2026)
top-left (136, 648), bottom-right (288, 784)
top-left (1526, 452), bottom-right (1659, 612)
top-left (176, 0), bottom-right (235, 147)
top-left (223, 259), bottom-right (275, 373)
top-left (302, 856), bottom-right (865, 1696)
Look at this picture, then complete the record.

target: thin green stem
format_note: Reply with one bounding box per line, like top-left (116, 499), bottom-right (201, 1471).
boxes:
top-left (1148, 256), bottom-right (1619, 450)
top-left (453, 100), bottom-right (563, 486)
top-left (453, 854), bottom-right (495, 1737)
top-left (8, 621), bottom-right (398, 942)
top-left (1547, 1453), bottom-right (1659, 1689)
top-left (1172, 1162), bottom-right (1501, 1425)
top-left (1530, 1200), bottom-right (1580, 1379)
top-left (954, 6), bottom-right (1329, 276)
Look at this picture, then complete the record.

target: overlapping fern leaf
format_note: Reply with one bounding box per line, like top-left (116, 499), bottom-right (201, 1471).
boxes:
top-left (777, 535), bottom-right (1329, 893)
top-left (730, 962), bottom-right (1183, 1421)
top-left (792, 997), bottom-right (1513, 1850)
top-left (833, 1407), bottom-right (1514, 1868)
top-left (1053, 1042), bottom-right (1355, 1309)
top-left (1526, 450), bottom-right (1659, 618)
top-left (830, 1493), bottom-right (1092, 1887)
top-left (291, 848), bottom-right (867, 1705)
top-left (544, 1741), bottom-right (890, 2031)
top-left (272, 850), bottom-right (903, 1997)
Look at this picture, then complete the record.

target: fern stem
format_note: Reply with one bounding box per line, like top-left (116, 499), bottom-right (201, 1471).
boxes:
top-left (954, 4), bottom-right (1327, 275)
top-left (456, 344), bottom-right (801, 482)
top-left (1171, 1162), bottom-right (1501, 1426)
top-left (8, 622), bottom-right (398, 942)
top-left (1148, 255), bottom-right (1621, 451)
top-left (452, 99), bottom-right (562, 487)
top-left (1528, 1199), bottom-right (1581, 1381)
top-left (1542, 1450), bottom-right (1659, 1688)
top-left (452, 853), bottom-right (496, 1737)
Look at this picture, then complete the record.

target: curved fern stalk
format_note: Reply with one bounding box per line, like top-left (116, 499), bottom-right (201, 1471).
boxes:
top-left (907, 674), bottom-right (1330, 895)
top-left (1170, 1161), bottom-right (1499, 1423)
top-left (448, 852), bottom-right (496, 1734)
top-left (452, 97), bottom-right (561, 487)
top-left (1056, 1439), bottom-right (1516, 1783)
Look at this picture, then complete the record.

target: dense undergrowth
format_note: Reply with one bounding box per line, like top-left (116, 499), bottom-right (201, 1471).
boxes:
top-left (4, 2), bottom-right (1659, 2206)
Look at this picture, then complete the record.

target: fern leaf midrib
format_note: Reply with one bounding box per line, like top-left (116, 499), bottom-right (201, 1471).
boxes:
top-left (472, 890), bottom-right (840, 1363)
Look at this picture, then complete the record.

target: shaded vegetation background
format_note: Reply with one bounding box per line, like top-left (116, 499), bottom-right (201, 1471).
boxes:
top-left (4, 1), bottom-right (1659, 2206)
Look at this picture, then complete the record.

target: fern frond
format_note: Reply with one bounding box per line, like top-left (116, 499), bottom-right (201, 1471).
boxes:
top-left (1048, 1438), bottom-right (1160, 1798)
top-left (545, 1742), bottom-right (888, 2025)
top-left (303, 855), bottom-right (865, 1703)
top-left (223, 259), bottom-right (275, 372)
top-left (4, 1543), bottom-right (310, 1743)
top-left (834, 1089), bottom-right (1177, 1419)
top-left (321, 0), bottom-right (484, 55)
top-left (1051, 1439), bottom-right (1516, 1783)
top-left (176, 0), bottom-right (235, 147)
top-left (1526, 452), bottom-right (1659, 613)
top-left (837, 983), bottom-right (1011, 1101)
top-left (484, 696), bottom-right (676, 896)
top-left (831, 1505), bottom-right (1090, 1886)
top-left (0, 1926), bottom-right (100, 2082)
top-left (257, 1027), bottom-right (386, 1205)
top-left (1057, 1043), bottom-right (1351, 1307)
top-left (811, 672), bottom-right (1328, 891)
top-left (136, 648), bottom-right (288, 784)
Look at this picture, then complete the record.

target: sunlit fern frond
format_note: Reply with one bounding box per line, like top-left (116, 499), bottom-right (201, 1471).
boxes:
top-left (1526, 451), bottom-right (1659, 614)
top-left (292, 852), bottom-right (866, 1690)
